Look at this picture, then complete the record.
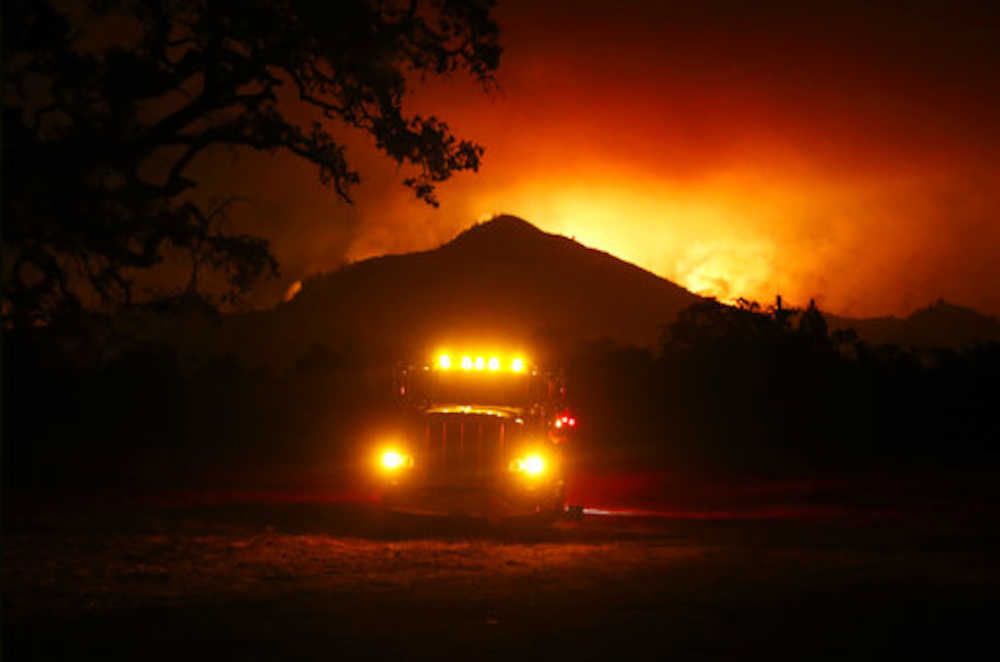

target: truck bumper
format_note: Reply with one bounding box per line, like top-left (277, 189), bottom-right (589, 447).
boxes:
top-left (380, 481), bottom-right (565, 519)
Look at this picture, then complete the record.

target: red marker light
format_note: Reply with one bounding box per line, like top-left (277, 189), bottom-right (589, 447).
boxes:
top-left (568, 418), bottom-right (576, 427)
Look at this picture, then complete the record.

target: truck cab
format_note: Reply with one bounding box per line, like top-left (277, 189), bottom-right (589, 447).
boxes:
top-left (373, 352), bottom-right (570, 520)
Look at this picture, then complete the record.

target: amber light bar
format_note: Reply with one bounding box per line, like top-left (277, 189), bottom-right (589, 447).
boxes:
top-left (435, 353), bottom-right (527, 373)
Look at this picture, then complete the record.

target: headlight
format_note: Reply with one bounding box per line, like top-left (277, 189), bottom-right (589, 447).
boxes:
top-left (379, 449), bottom-right (413, 472)
top-left (509, 453), bottom-right (546, 476)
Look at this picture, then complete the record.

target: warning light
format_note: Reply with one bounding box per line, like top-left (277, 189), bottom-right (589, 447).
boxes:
top-left (555, 414), bottom-right (576, 430)
top-left (436, 353), bottom-right (529, 373)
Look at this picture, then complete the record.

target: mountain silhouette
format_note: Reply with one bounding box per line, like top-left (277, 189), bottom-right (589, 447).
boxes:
top-left (223, 215), bottom-right (701, 366)
top-left (151, 216), bottom-right (999, 367)
top-left (829, 299), bottom-right (1000, 349)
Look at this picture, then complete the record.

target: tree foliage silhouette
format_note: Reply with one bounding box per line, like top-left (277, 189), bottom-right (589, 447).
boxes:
top-left (3, 0), bottom-right (500, 326)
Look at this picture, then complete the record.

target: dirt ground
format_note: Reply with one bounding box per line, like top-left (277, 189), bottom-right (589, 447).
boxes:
top-left (3, 499), bottom-right (999, 661)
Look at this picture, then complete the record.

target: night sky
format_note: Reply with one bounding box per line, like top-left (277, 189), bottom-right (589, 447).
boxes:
top-left (191, 0), bottom-right (1000, 317)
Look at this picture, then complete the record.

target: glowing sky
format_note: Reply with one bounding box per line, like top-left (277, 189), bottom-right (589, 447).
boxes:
top-left (203, 0), bottom-right (1000, 318)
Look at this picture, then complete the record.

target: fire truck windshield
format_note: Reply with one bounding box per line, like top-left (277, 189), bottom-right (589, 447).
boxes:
top-left (428, 372), bottom-right (541, 407)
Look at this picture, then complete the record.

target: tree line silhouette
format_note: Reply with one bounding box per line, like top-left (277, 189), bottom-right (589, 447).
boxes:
top-left (6, 297), bottom-right (999, 492)
top-left (566, 297), bottom-right (1000, 475)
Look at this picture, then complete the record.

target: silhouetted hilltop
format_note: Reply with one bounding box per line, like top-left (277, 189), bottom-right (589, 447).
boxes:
top-left (830, 299), bottom-right (1000, 349)
top-left (148, 217), bottom-right (1000, 368)
top-left (447, 214), bottom-right (543, 248)
top-left (224, 215), bottom-right (701, 366)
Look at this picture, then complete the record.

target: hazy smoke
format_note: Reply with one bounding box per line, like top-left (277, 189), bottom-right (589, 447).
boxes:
top-left (194, 0), bottom-right (1000, 317)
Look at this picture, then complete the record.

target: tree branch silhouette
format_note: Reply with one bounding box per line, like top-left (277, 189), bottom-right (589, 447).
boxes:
top-left (3, 0), bottom-right (500, 326)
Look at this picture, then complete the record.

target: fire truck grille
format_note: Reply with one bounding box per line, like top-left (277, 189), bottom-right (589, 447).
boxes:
top-left (423, 416), bottom-right (509, 484)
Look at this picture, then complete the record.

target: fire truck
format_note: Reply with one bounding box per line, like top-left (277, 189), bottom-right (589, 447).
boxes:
top-left (372, 351), bottom-right (575, 521)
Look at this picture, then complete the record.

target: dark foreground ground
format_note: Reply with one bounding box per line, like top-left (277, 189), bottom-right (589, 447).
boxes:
top-left (4, 488), bottom-right (1000, 662)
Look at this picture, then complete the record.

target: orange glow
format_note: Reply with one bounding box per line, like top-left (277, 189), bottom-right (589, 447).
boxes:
top-left (229, 3), bottom-right (1000, 320)
top-left (460, 356), bottom-right (473, 370)
top-left (474, 356), bottom-right (485, 370)
top-left (511, 358), bottom-right (525, 373)
top-left (342, 153), bottom-right (1000, 316)
top-left (437, 354), bottom-right (452, 370)
top-left (461, 175), bottom-right (788, 305)
top-left (487, 356), bottom-right (500, 371)
top-left (282, 280), bottom-right (302, 302)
